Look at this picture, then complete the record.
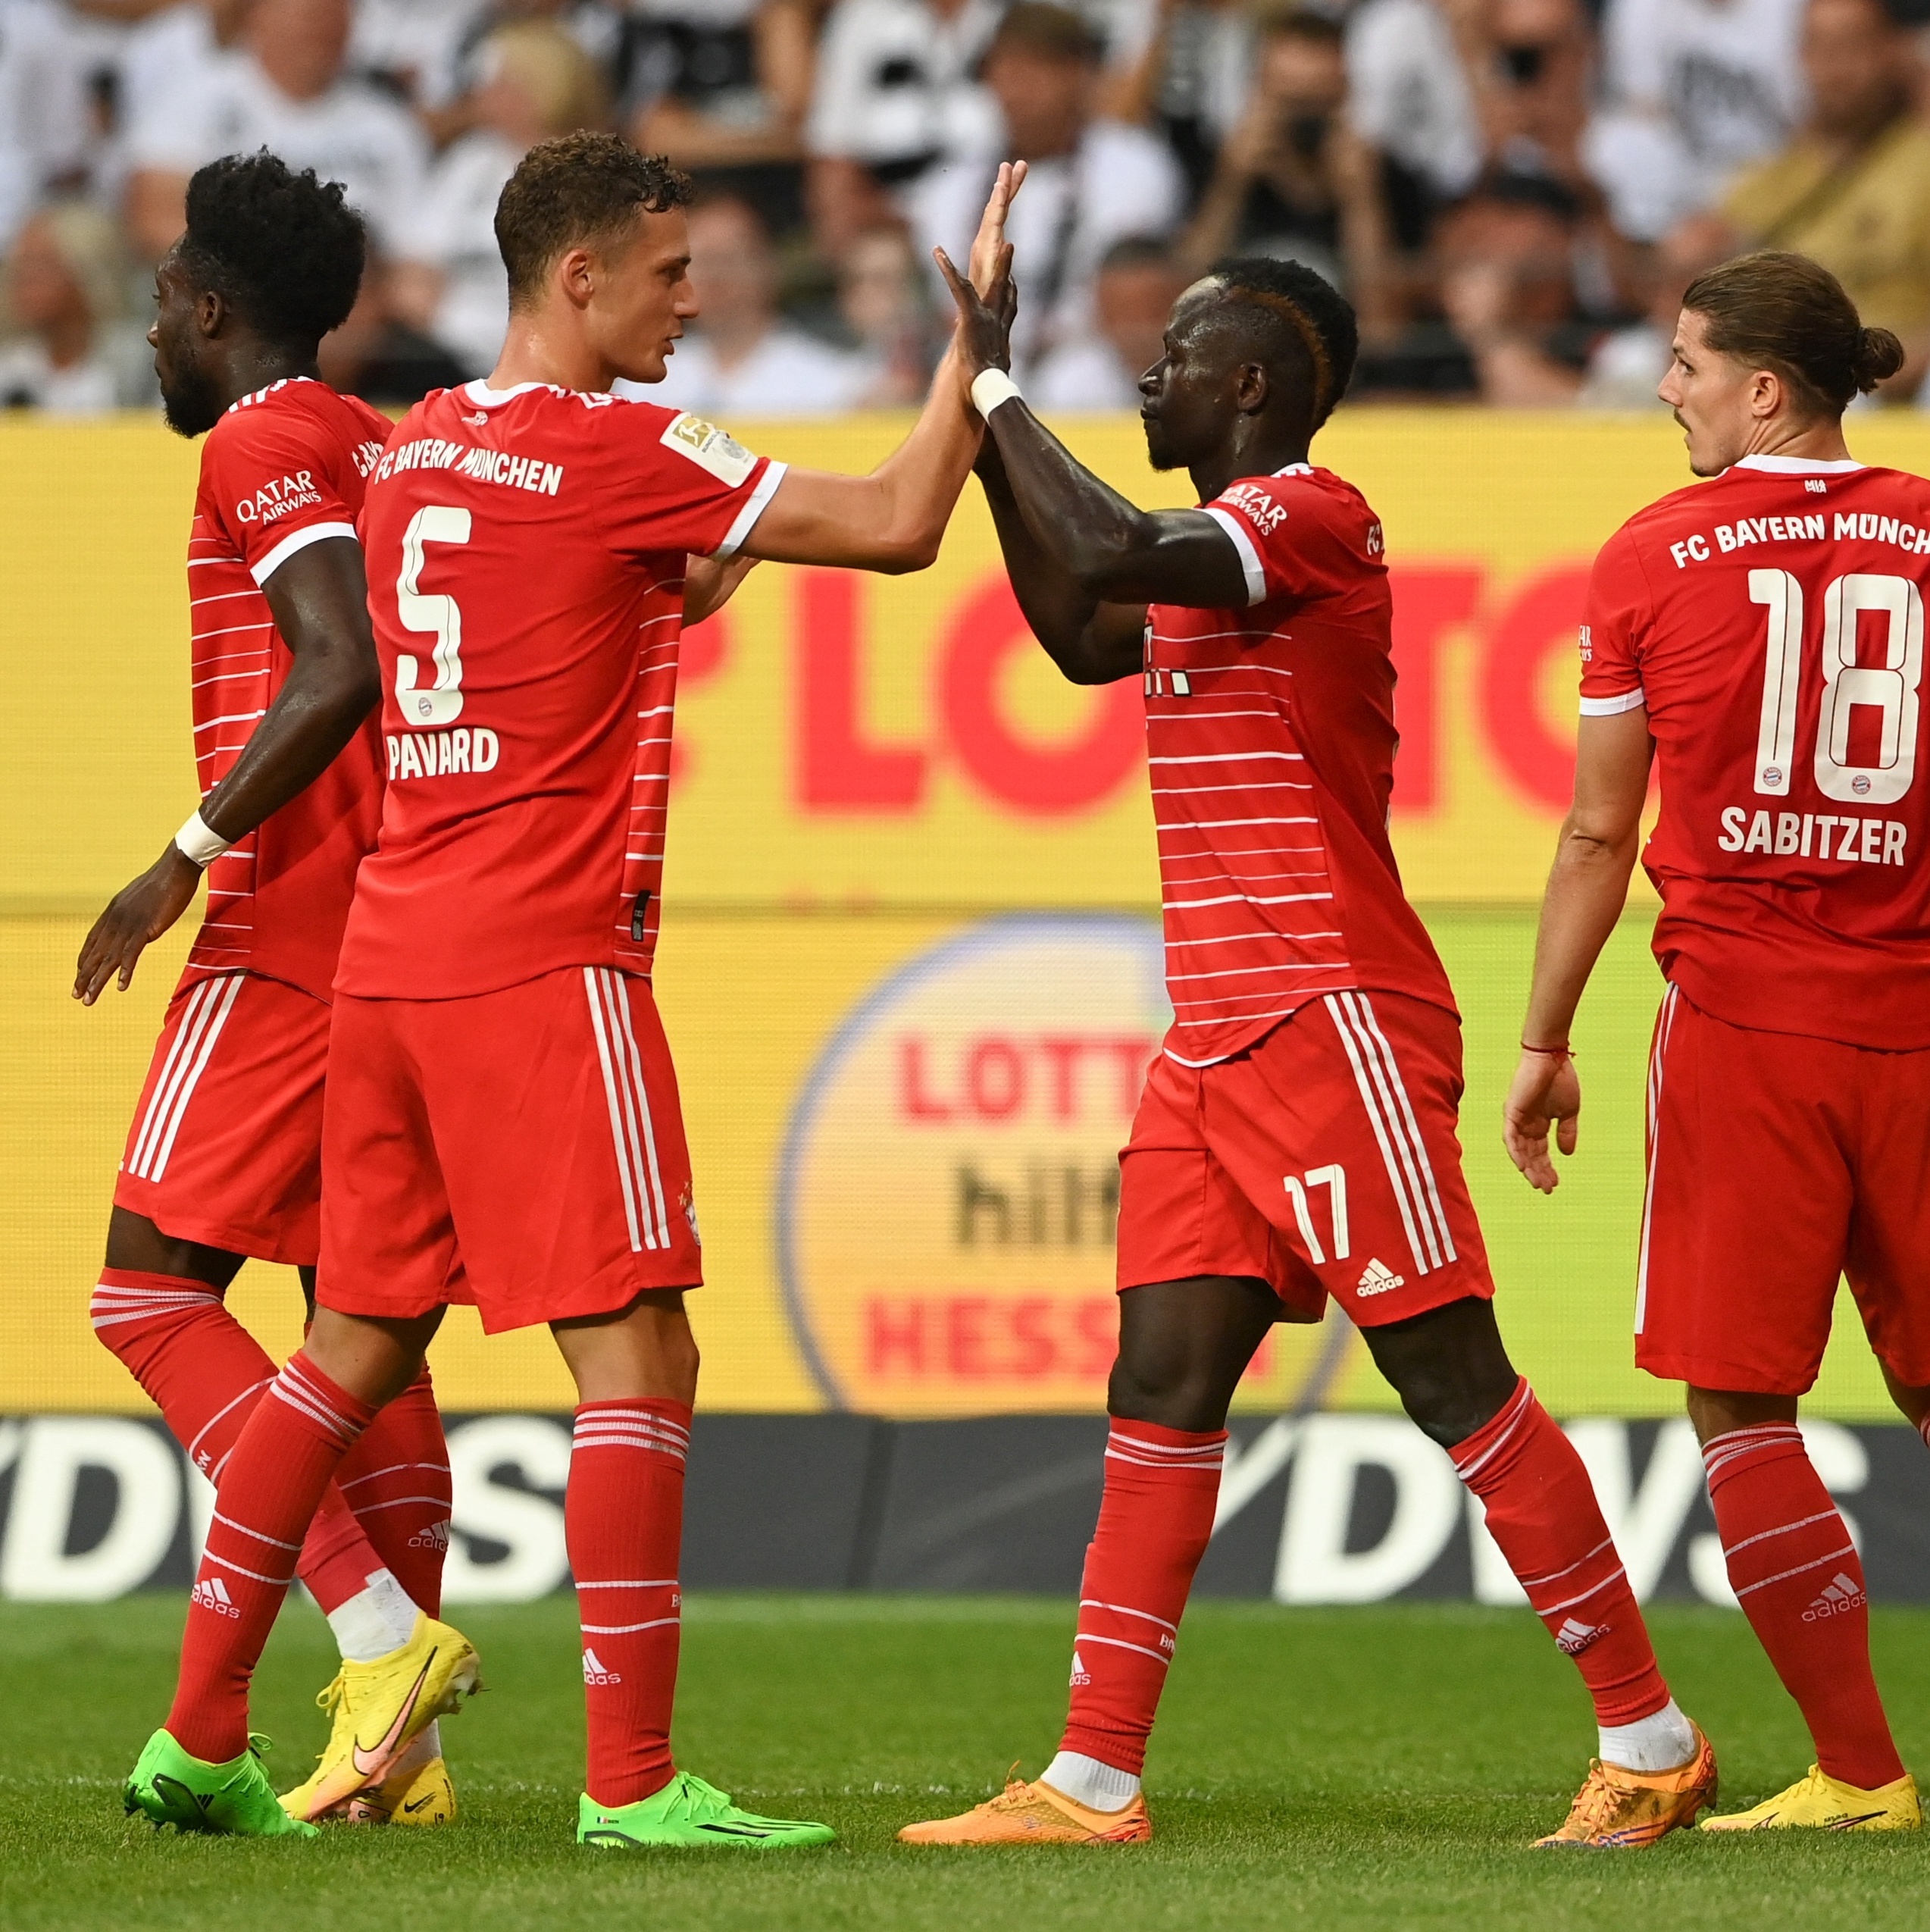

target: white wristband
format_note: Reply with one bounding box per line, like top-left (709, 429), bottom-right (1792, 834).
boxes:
top-left (971, 367), bottom-right (1022, 418)
top-left (174, 809), bottom-right (233, 868)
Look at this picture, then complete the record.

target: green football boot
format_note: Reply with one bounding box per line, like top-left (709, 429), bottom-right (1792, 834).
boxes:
top-left (578, 1772), bottom-right (835, 1849)
top-left (124, 1729), bottom-right (318, 1838)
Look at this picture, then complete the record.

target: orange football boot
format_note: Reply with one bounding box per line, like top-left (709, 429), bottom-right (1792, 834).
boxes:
top-left (1535, 1724), bottom-right (1719, 1847)
top-left (899, 1773), bottom-right (1152, 1846)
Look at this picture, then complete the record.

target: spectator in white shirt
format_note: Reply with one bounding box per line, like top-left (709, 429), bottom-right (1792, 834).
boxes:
top-left (624, 193), bottom-right (873, 417)
top-left (123, 0), bottom-right (430, 259)
top-left (909, 3), bottom-right (1184, 381)
top-left (0, 199), bottom-right (155, 412)
top-left (1345, 0), bottom-right (1484, 209)
top-left (389, 20), bottom-right (606, 375)
top-left (1584, 0), bottom-right (1808, 242)
top-left (805, 0), bottom-right (1006, 258)
top-left (0, 0), bottom-right (98, 249)
top-left (1031, 233), bottom-right (1184, 409)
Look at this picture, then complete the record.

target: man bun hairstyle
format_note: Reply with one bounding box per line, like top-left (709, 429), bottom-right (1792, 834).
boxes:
top-left (1681, 250), bottom-right (1905, 415)
top-left (496, 133), bottom-right (693, 307)
top-left (179, 150), bottom-right (364, 347)
top-left (1212, 255), bottom-right (1359, 430)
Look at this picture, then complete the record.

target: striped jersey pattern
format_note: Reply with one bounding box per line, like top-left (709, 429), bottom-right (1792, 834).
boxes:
top-left (180, 377), bottom-right (389, 994)
top-left (1146, 465), bottom-right (1380, 1066)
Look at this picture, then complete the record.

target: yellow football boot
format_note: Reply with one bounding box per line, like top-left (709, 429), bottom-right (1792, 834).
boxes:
top-left (1700, 1764), bottom-right (1920, 1833)
top-left (332, 1733), bottom-right (458, 1826)
top-left (1535, 1724), bottom-right (1719, 1847)
top-left (898, 1774), bottom-right (1152, 1845)
top-left (279, 1614), bottom-right (480, 1824)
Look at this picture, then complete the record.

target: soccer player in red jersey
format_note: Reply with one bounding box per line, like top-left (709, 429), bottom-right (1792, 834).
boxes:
top-left (1508, 252), bottom-right (1925, 1833)
top-left (899, 255), bottom-right (1716, 1849)
top-left (80, 154), bottom-right (477, 1835)
top-left (125, 133), bottom-right (1024, 1849)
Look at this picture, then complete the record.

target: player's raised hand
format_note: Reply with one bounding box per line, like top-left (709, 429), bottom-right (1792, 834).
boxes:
top-left (73, 844), bottom-right (203, 1005)
top-left (967, 159), bottom-right (1027, 298)
top-left (935, 242), bottom-right (1016, 384)
top-left (1503, 1049), bottom-right (1581, 1195)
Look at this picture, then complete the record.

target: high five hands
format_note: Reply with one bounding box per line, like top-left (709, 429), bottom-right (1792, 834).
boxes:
top-left (938, 159), bottom-right (1026, 381)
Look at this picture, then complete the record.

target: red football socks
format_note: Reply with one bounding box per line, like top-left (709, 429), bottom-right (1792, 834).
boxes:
top-left (167, 1351), bottom-right (377, 1761)
top-left (1059, 1420), bottom-right (1225, 1776)
top-left (1703, 1423), bottom-right (1903, 1789)
top-left (568, 1400), bottom-right (691, 1807)
top-left (333, 1370), bottom-right (452, 1616)
top-left (92, 1270), bottom-right (420, 1617)
top-left (1451, 1379), bottom-right (1670, 1728)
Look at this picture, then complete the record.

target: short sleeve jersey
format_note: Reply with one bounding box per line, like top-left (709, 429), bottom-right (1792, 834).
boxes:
top-left (339, 381), bottom-right (785, 999)
top-left (1581, 452), bottom-right (1930, 1047)
top-left (1150, 464), bottom-right (1455, 1066)
top-left (184, 377), bottom-right (390, 1001)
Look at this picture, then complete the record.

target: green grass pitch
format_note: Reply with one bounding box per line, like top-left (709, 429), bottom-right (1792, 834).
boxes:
top-left (5, 1594), bottom-right (1928, 1930)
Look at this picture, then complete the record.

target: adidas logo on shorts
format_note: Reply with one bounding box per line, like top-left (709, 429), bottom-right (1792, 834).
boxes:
top-left (1069, 1649), bottom-right (1091, 1687)
top-left (408, 1520), bottom-right (451, 1553)
top-left (191, 1576), bottom-right (241, 1620)
top-left (583, 1647), bottom-right (622, 1686)
top-left (1554, 1616), bottom-right (1607, 1656)
top-left (1356, 1258), bottom-right (1406, 1297)
top-left (1802, 1573), bottom-right (1866, 1622)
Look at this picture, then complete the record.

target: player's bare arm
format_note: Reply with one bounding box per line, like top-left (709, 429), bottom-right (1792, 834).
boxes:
top-left (944, 265), bottom-right (1283, 611)
top-left (683, 552), bottom-right (755, 625)
top-left (75, 537), bottom-right (380, 1005)
top-left (1503, 707), bottom-right (1654, 1193)
top-left (737, 168), bottom-right (1028, 575)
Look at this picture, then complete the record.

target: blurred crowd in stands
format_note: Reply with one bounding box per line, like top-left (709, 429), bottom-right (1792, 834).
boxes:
top-left (4, 0), bottom-right (1930, 415)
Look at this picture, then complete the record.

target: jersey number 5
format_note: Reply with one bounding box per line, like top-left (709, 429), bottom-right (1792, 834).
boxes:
top-left (396, 504), bottom-right (472, 728)
top-left (1750, 568), bottom-right (1923, 803)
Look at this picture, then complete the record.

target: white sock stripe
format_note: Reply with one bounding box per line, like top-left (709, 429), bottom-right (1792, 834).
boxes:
top-left (574, 1404), bottom-right (690, 1433)
top-left (1105, 1447), bottom-right (1224, 1473)
top-left (572, 1416), bottom-right (691, 1443)
top-left (270, 1370), bottom-right (361, 1446)
top-left (1347, 993), bottom-right (1459, 1264)
top-left (1071, 1631), bottom-right (1172, 1667)
top-left (1105, 1430), bottom-right (1227, 1458)
top-left (210, 1507), bottom-right (302, 1551)
top-left (607, 969), bottom-right (673, 1251)
top-left (580, 1616), bottom-right (681, 1634)
top-left (1324, 994), bottom-right (1433, 1273)
top-left (1450, 1381), bottom-right (1533, 1486)
top-left (145, 974), bottom-right (246, 1180)
top-left (199, 1549), bottom-right (295, 1586)
top-left (1537, 1564), bottom-right (1628, 1617)
top-left (1078, 1599), bottom-right (1179, 1633)
top-left (583, 967), bottom-right (649, 1253)
top-left (1701, 1423), bottom-right (1803, 1451)
top-left (184, 1377), bottom-right (271, 1464)
top-left (129, 977), bottom-right (220, 1175)
top-left (1512, 1535), bottom-right (1614, 1592)
top-left (1733, 1544), bottom-right (1860, 1598)
top-left (336, 1461), bottom-right (451, 1490)
top-left (575, 1577), bottom-right (680, 1589)
top-left (1336, 991), bottom-right (1447, 1271)
top-left (1722, 1510), bottom-right (1844, 1558)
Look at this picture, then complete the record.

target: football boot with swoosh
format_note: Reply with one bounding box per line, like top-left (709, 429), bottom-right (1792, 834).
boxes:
top-left (578, 1773), bottom-right (835, 1849)
top-left (898, 1773), bottom-right (1153, 1844)
top-left (1700, 1764), bottom-right (1921, 1833)
top-left (125, 1729), bottom-right (317, 1837)
top-left (330, 1731), bottom-right (458, 1825)
top-left (1534, 1724), bottom-right (1719, 1847)
top-left (279, 1612), bottom-right (480, 1823)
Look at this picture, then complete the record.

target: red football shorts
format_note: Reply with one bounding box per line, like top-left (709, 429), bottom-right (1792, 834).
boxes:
top-left (1636, 985), bottom-right (1930, 1394)
top-left (1117, 988), bottom-right (1494, 1325)
top-left (318, 965), bottom-right (701, 1332)
top-left (115, 969), bottom-right (328, 1266)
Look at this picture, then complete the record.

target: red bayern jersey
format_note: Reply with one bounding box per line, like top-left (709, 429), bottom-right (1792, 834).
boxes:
top-left (339, 380), bottom-right (784, 999)
top-left (184, 377), bottom-right (390, 1001)
top-left (1148, 463), bottom-right (1454, 1066)
top-left (1582, 453), bottom-right (1930, 1048)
